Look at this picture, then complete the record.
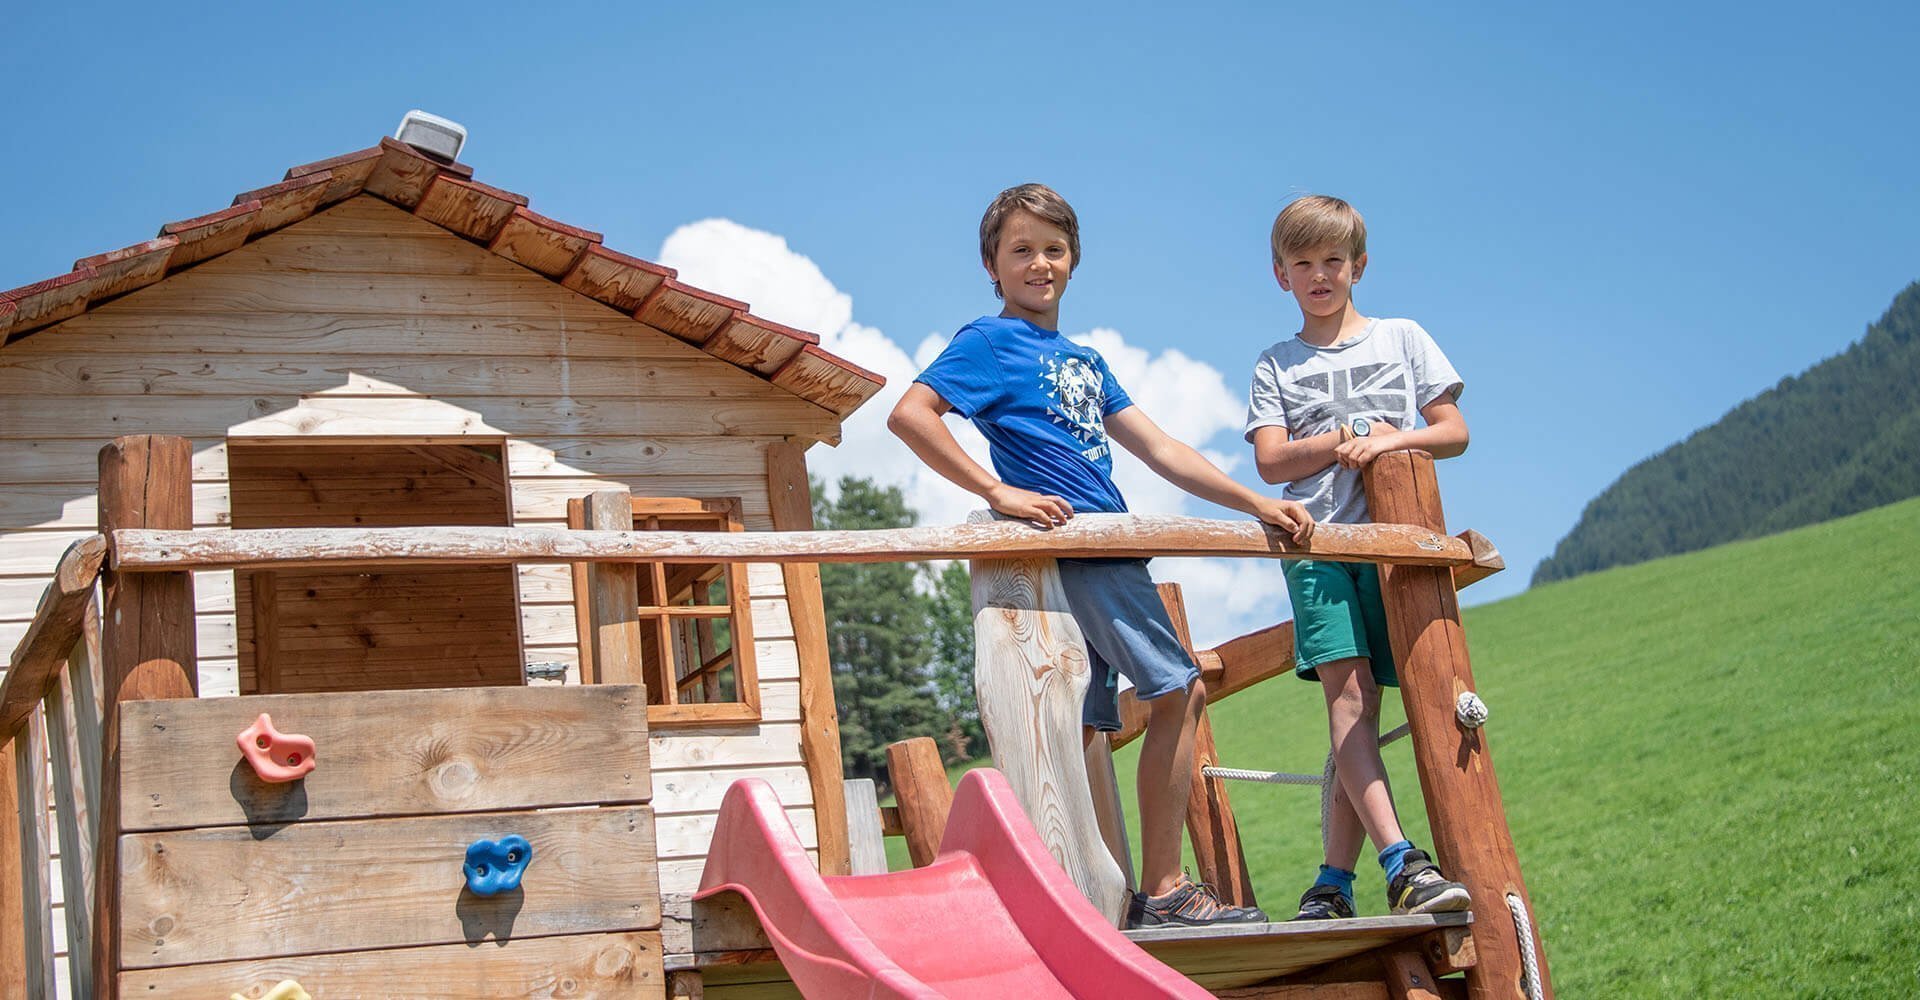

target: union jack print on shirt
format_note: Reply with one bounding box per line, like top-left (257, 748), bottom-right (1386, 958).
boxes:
top-left (1279, 362), bottom-right (1410, 430)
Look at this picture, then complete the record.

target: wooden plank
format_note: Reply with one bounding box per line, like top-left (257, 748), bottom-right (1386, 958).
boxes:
top-left (635, 280), bottom-right (742, 345)
top-left (703, 316), bottom-right (814, 376)
top-left (72, 237), bottom-right (179, 302)
top-left (971, 555), bottom-right (1129, 926)
top-left (489, 206), bottom-right (601, 278)
top-left (1364, 451), bottom-right (1549, 1000)
top-left (120, 930), bottom-right (663, 999)
top-left (842, 779), bottom-right (887, 876)
top-left (1383, 948), bottom-right (1445, 1000)
top-left (658, 890), bottom-right (773, 959)
top-left (0, 439), bottom-right (225, 488)
top-left (763, 442), bottom-right (848, 877)
top-left (0, 535), bottom-right (106, 740)
top-left (159, 201), bottom-right (260, 270)
top-left (0, 735), bottom-right (23, 995)
top-left (45, 619), bottom-right (102, 1000)
top-left (649, 764), bottom-right (813, 817)
top-left (92, 435), bottom-right (199, 999)
top-left (507, 436), bottom-right (774, 479)
top-left (118, 804), bottom-right (660, 969)
top-left (1125, 913), bottom-right (1471, 990)
top-left (654, 805), bottom-right (816, 863)
top-left (413, 175), bottom-right (527, 244)
top-left (769, 346), bottom-right (885, 418)
top-left (560, 244), bottom-right (673, 312)
top-left (1083, 733), bottom-right (1136, 893)
top-left (15, 710), bottom-right (55, 999)
top-left (363, 137), bottom-right (462, 208)
top-left (117, 685), bottom-right (651, 831)
top-left (111, 514), bottom-right (1480, 572)
top-left (0, 392), bottom-right (841, 442)
top-left (884, 738), bottom-right (952, 868)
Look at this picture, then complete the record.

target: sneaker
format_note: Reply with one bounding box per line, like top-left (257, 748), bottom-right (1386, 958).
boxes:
top-left (1386, 850), bottom-right (1472, 915)
top-left (1291, 882), bottom-right (1356, 921)
top-left (1127, 873), bottom-right (1269, 927)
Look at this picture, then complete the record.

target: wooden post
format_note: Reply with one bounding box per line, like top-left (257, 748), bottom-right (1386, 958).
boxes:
top-left (884, 737), bottom-right (955, 868)
top-left (1363, 451), bottom-right (1551, 1000)
top-left (0, 737), bottom-right (26, 996)
top-left (583, 489), bottom-right (647, 691)
top-left (1156, 583), bottom-right (1258, 909)
top-left (765, 442), bottom-right (851, 876)
top-left (92, 435), bottom-right (199, 1000)
top-left (842, 778), bottom-right (888, 875)
top-left (971, 551), bottom-right (1130, 925)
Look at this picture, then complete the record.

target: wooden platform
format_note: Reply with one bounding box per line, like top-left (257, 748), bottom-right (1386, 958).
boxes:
top-left (677, 911), bottom-right (1471, 998)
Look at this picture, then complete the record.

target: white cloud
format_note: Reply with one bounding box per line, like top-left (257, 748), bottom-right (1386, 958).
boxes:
top-left (657, 218), bottom-right (1293, 644)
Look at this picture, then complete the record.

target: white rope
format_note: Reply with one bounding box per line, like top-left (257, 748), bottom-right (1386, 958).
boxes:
top-left (1506, 892), bottom-right (1544, 1000)
top-left (1201, 723), bottom-right (1412, 788)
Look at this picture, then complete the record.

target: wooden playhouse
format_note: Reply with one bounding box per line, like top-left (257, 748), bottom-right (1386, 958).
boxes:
top-left (0, 133), bottom-right (1552, 999)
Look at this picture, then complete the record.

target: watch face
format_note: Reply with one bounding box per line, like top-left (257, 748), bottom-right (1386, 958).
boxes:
top-left (1349, 417), bottom-right (1372, 437)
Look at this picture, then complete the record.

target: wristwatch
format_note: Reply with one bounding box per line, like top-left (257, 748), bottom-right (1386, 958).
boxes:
top-left (1347, 417), bottom-right (1373, 438)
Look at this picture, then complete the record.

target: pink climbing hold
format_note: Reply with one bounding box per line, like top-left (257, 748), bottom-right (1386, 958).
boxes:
top-left (237, 713), bottom-right (316, 783)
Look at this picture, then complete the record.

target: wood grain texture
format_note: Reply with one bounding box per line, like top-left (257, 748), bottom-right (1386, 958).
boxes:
top-left (120, 929), bottom-right (663, 999)
top-left (0, 735), bottom-right (24, 996)
top-left (0, 534), bottom-right (105, 740)
top-left (1125, 913), bottom-right (1473, 990)
top-left (970, 556), bottom-right (1129, 926)
top-left (763, 443), bottom-right (848, 877)
top-left (584, 489), bottom-right (647, 690)
top-left (884, 738), bottom-right (953, 869)
top-left (111, 513), bottom-right (1479, 572)
top-left (45, 626), bottom-right (101, 1000)
top-left (1364, 451), bottom-right (1548, 1000)
top-left (841, 779), bottom-right (887, 876)
top-left (117, 685), bottom-right (651, 831)
top-left (1083, 735), bottom-right (1135, 892)
top-left (94, 435), bottom-right (199, 1000)
top-left (118, 804), bottom-right (660, 969)
top-left (14, 710), bottom-right (57, 998)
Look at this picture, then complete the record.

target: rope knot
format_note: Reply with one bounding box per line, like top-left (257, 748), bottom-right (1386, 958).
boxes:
top-left (1455, 691), bottom-right (1490, 729)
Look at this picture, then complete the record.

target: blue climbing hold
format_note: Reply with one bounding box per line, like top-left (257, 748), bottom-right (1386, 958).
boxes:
top-left (463, 834), bottom-right (533, 896)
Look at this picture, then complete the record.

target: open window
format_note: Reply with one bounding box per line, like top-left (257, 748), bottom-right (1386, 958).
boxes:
top-left (569, 496), bottom-right (760, 725)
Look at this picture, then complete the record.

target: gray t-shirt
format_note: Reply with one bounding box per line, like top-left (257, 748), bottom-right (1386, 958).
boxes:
top-left (1244, 318), bottom-right (1463, 524)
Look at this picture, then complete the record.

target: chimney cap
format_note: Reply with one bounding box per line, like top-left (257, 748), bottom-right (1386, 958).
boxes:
top-left (394, 109), bottom-right (467, 163)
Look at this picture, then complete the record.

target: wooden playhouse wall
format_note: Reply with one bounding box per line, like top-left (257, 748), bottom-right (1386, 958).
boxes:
top-left (0, 197), bottom-right (841, 992)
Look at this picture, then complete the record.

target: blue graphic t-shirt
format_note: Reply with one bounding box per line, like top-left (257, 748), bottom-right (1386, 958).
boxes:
top-left (914, 315), bottom-right (1135, 513)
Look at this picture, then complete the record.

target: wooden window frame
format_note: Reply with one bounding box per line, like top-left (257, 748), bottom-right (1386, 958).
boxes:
top-left (569, 495), bottom-right (761, 727)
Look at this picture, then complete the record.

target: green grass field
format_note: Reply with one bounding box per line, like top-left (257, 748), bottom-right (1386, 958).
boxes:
top-left (893, 497), bottom-right (1920, 996)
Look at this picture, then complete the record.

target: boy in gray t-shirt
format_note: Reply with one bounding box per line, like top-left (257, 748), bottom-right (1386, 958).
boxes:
top-left (1246, 195), bottom-right (1474, 920)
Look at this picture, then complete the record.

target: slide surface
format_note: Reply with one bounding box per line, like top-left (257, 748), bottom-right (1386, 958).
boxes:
top-left (696, 769), bottom-right (1211, 999)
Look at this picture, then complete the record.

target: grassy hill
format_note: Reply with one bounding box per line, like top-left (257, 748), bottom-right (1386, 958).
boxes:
top-left (1534, 281), bottom-right (1920, 585)
top-left (1093, 497), bottom-right (1918, 996)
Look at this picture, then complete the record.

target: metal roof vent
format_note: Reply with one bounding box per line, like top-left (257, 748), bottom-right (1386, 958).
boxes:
top-left (394, 110), bottom-right (467, 163)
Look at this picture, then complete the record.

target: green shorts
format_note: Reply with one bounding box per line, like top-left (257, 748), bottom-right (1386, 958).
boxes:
top-left (1282, 559), bottom-right (1398, 688)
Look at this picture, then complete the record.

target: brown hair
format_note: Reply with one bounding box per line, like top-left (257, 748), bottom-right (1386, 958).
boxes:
top-left (979, 183), bottom-right (1080, 298)
top-left (1270, 194), bottom-right (1367, 265)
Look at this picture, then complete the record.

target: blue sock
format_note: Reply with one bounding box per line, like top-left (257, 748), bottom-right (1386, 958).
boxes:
top-left (1379, 840), bottom-right (1415, 882)
top-left (1314, 864), bottom-right (1356, 904)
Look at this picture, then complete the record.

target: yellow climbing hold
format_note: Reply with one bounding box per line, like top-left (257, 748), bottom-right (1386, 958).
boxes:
top-left (230, 981), bottom-right (311, 1000)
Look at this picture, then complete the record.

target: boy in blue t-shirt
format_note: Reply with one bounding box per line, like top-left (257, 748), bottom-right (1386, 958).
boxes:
top-left (889, 183), bottom-right (1314, 927)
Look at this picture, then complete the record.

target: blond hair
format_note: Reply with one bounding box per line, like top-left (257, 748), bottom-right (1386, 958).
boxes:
top-left (979, 183), bottom-right (1080, 299)
top-left (1270, 194), bottom-right (1367, 265)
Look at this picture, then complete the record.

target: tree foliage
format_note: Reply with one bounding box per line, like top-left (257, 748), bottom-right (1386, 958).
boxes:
top-left (1534, 282), bottom-right (1920, 584)
top-left (812, 476), bottom-right (979, 786)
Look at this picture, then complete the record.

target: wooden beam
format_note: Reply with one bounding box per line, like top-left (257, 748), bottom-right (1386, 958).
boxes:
top-left (110, 514), bottom-right (1481, 572)
top-left (91, 435), bottom-right (199, 1000)
top-left (14, 712), bottom-right (54, 999)
top-left (1159, 583), bottom-right (1256, 909)
top-left (842, 779), bottom-right (888, 876)
top-left (764, 442), bottom-right (850, 877)
top-left (884, 737), bottom-right (954, 869)
top-left (1364, 450), bottom-right (1550, 1000)
top-left (0, 534), bottom-right (107, 741)
top-left (583, 488), bottom-right (647, 690)
top-left (0, 738), bottom-right (26, 997)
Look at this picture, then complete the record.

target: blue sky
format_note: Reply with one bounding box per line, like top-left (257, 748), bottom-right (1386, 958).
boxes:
top-left (4, 3), bottom-right (1915, 640)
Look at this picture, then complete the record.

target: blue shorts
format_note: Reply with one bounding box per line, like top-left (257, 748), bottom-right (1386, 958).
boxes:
top-left (1055, 558), bottom-right (1202, 732)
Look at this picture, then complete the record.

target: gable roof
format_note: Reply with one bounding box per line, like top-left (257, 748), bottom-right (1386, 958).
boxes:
top-left (0, 138), bottom-right (884, 417)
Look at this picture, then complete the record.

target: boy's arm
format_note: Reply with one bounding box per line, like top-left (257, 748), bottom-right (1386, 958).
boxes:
top-left (1105, 406), bottom-right (1314, 542)
top-left (1252, 424), bottom-right (1356, 484)
top-left (1333, 394), bottom-right (1468, 468)
top-left (886, 383), bottom-right (1075, 528)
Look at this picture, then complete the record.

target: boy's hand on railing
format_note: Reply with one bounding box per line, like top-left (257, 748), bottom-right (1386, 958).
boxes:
top-left (986, 484), bottom-right (1075, 529)
top-left (1333, 417), bottom-right (1400, 469)
top-left (1253, 498), bottom-right (1316, 545)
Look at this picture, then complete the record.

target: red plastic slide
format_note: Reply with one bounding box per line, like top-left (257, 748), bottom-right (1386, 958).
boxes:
top-left (696, 768), bottom-right (1211, 999)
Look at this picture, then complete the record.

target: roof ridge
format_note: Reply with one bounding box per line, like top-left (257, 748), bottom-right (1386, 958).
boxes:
top-left (0, 138), bottom-right (883, 419)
